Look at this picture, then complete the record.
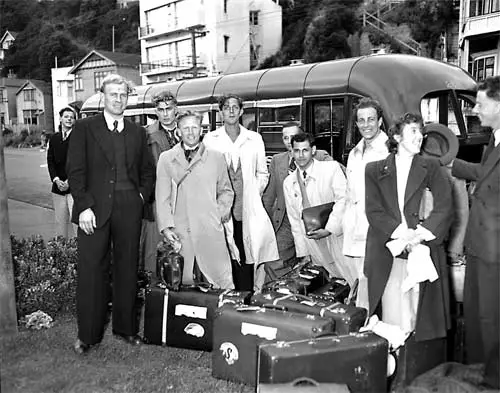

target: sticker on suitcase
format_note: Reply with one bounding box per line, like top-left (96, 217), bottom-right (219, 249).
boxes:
top-left (184, 323), bottom-right (205, 337)
top-left (219, 342), bottom-right (239, 365)
top-left (241, 322), bottom-right (277, 340)
top-left (174, 304), bottom-right (207, 319)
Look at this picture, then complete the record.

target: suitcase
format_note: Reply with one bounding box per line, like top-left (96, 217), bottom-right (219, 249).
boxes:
top-left (257, 332), bottom-right (389, 393)
top-left (143, 283), bottom-right (251, 351)
top-left (258, 377), bottom-right (350, 393)
top-left (389, 333), bottom-right (447, 391)
top-left (263, 264), bottom-right (330, 295)
top-left (250, 292), bottom-right (367, 335)
top-left (310, 277), bottom-right (351, 304)
top-left (212, 304), bottom-right (335, 386)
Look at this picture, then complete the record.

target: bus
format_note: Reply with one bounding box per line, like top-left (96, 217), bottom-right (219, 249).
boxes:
top-left (81, 54), bottom-right (488, 163)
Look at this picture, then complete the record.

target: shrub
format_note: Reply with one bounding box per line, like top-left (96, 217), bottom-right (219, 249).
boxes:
top-left (11, 235), bottom-right (78, 319)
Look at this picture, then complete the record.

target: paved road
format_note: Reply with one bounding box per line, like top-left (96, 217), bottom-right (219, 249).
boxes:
top-left (3, 147), bottom-right (56, 239)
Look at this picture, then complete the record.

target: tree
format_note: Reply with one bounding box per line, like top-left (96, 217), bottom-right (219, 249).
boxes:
top-left (303, 0), bottom-right (363, 63)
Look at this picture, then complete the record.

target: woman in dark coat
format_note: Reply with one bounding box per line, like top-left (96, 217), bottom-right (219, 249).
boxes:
top-left (364, 113), bottom-right (452, 342)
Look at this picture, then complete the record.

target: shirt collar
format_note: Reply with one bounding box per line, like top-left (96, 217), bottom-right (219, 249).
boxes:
top-left (103, 111), bottom-right (124, 133)
top-left (494, 129), bottom-right (500, 147)
top-left (296, 159), bottom-right (317, 181)
top-left (352, 131), bottom-right (388, 156)
top-left (182, 142), bottom-right (200, 151)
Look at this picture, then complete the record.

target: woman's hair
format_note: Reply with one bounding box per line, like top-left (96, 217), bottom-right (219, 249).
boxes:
top-left (386, 112), bottom-right (423, 153)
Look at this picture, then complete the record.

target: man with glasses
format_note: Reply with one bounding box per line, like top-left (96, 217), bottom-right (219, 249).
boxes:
top-left (141, 90), bottom-right (180, 273)
top-left (203, 94), bottom-right (279, 291)
top-left (343, 98), bottom-right (389, 309)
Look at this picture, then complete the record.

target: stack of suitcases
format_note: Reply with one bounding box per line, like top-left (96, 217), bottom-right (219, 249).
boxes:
top-left (142, 259), bottom-right (447, 392)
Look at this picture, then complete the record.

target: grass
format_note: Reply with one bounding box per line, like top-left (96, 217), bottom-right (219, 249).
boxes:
top-left (0, 313), bottom-right (253, 393)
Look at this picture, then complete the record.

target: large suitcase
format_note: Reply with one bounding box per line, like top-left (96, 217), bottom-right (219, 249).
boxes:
top-left (257, 332), bottom-right (389, 393)
top-left (143, 283), bottom-right (251, 351)
top-left (389, 334), bottom-right (447, 391)
top-left (212, 304), bottom-right (335, 386)
top-left (263, 264), bottom-right (330, 295)
top-left (250, 292), bottom-right (367, 335)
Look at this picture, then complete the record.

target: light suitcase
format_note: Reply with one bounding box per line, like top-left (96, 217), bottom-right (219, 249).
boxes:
top-left (257, 332), bottom-right (389, 393)
top-left (212, 304), bottom-right (335, 386)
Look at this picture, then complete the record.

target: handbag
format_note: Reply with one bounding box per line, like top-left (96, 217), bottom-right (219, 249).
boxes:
top-left (156, 240), bottom-right (184, 291)
top-left (302, 202), bottom-right (335, 233)
top-left (296, 169), bottom-right (335, 233)
top-left (258, 377), bottom-right (350, 393)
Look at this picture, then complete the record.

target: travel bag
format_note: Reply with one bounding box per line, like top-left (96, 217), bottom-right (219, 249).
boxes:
top-left (143, 282), bottom-right (251, 351)
top-left (262, 264), bottom-right (330, 295)
top-left (250, 292), bottom-right (366, 335)
top-left (257, 332), bottom-right (389, 393)
top-left (310, 277), bottom-right (351, 304)
top-left (258, 377), bottom-right (350, 393)
top-left (212, 304), bottom-right (335, 386)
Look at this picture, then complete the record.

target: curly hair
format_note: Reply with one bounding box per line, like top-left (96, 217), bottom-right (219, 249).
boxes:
top-left (218, 94), bottom-right (243, 111)
top-left (386, 112), bottom-right (423, 153)
top-left (477, 76), bottom-right (500, 102)
top-left (354, 97), bottom-right (384, 120)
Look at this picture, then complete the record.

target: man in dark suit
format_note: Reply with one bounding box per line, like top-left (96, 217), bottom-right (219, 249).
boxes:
top-left (262, 123), bottom-right (332, 266)
top-left (451, 76), bottom-right (500, 389)
top-left (47, 106), bottom-right (77, 238)
top-left (67, 74), bottom-right (154, 354)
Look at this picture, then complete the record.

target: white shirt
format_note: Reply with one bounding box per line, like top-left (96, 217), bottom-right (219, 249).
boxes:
top-left (103, 111), bottom-right (124, 133)
top-left (494, 129), bottom-right (500, 147)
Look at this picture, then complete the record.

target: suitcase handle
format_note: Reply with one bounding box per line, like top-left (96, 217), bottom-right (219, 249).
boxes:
top-left (272, 293), bottom-right (315, 305)
top-left (262, 303), bottom-right (287, 312)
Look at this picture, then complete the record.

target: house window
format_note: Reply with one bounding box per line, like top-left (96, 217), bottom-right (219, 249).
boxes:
top-left (469, 0), bottom-right (500, 16)
top-left (471, 55), bottom-right (496, 80)
top-left (94, 71), bottom-right (110, 92)
top-left (23, 110), bottom-right (38, 125)
top-left (224, 35), bottom-right (229, 54)
top-left (67, 81), bottom-right (74, 98)
top-left (0, 89), bottom-right (5, 103)
top-left (75, 74), bottom-right (83, 91)
top-left (224, 0), bottom-right (228, 13)
top-left (250, 11), bottom-right (259, 25)
top-left (23, 89), bottom-right (36, 102)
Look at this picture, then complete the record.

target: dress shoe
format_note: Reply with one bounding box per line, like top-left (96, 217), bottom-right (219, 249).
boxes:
top-left (112, 331), bottom-right (143, 346)
top-left (73, 339), bottom-right (92, 355)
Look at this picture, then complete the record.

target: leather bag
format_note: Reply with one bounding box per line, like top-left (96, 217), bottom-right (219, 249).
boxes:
top-left (258, 377), bottom-right (350, 393)
top-left (156, 241), bottom-right (184, 291)
top-left (302, 202), bottom-right (335, 233)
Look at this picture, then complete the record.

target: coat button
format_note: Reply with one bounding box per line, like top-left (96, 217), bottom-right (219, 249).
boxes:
top-left (110, 180), bottom-right (114, 184)
top-left (109, 194), bottom-right (112, 198)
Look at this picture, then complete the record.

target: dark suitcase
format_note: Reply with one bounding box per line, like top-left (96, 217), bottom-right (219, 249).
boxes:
top-left (250, 292), bottom-right (367, 335)
top-left (143, 283), bottom-right (251, 351)
top-left (389, 333), bottom-right (447, 391)
top-left (212, 304), bottom-right (335, 386)
top-left (310, 277), bottom-right (351, 304)
top-left (263, 264), bottom-right (330, 295)
top-left (257, 332), bottom-right (389, 393)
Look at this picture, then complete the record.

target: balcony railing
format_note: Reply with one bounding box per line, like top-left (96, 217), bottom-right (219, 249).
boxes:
top-left (140, 57), bottom-right (205, 74)
top-left (463, 11), bottom-right (500, 38)
top-left (138, 18), bottom-right (181, 39)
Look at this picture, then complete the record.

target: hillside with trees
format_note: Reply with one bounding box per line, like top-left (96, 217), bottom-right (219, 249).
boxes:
top-left (0, 0), bottom-right (139, 81)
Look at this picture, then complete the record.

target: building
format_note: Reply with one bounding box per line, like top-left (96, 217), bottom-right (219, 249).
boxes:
top-left (0, 77), bottom-right (26, 129)
top-left (459, 0), bottom-right (500, 80)
top-left (138, 0), bottom-right (282, 84)
top-left (68, 49), bottom-right (141, 105)
top-left (51, 66), bottom-right (77, 130)
top-left (0, 30), bottom-right (17, 62)
top-left (16, 80), bottom-right (54, 131)
top-left (117, 0), bottom-right (139, 7)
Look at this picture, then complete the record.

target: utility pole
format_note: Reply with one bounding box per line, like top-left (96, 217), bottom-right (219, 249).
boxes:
top-left (112, 25), bottom-right (115, 52)
top-left (189, 27), bottom-right (198, 78)
top-left (0, 134), bottom-right (17, 337)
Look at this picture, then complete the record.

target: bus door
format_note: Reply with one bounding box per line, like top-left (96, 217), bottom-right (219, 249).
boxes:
top-left (305, 97), bottom-right (346, 162)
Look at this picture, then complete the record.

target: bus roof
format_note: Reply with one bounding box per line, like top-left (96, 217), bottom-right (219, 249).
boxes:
top-left (81, 54), bottom-right (477, 115)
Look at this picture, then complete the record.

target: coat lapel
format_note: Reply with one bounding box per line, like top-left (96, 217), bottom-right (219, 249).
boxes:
top-left (122, 120), bottom-right (137, 171)
top-left (475, 144), bottom-right (500, 191)
top-left (278, 152), bottom-right (290, 182)
top-left (90, 114), bottom-right (114, 165)
top-left (377, 154), bottom-right (399, 216)
top-left (404, 155), bottom-right (427, 205)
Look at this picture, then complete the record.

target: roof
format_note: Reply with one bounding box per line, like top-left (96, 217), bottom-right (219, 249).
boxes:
top-left (0, 30), bottom-right (17, 43)
top-left (16, 80), bottom-right (52, 95)
top-left (0, 77), bottom-right (27, 88)
top-left (69, 49), bottom-right (140, 74)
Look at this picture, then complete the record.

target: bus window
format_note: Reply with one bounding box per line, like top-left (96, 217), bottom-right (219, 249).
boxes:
top-left (307, 98), bottom-right (344, 161)
top-left (259, 108), bottom-right (274, 123)
top-left (242, 108), bottom-right (257, 131)
top-left (276, 106), bottom-right (300, 123)
top-left (258, 125), bottom-right (283, 155)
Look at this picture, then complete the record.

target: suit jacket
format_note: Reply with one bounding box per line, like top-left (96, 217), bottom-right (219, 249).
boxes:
top-left (262, 149), bottom-right (332, 232)
top-left (365, 154), bottom-right (452, 341)
top-left (47, 131), bottom-right (71, 195)
top-left (452, 138), bottom-right (500, 264)
top-left (67, 114), bottom-right (155, 228)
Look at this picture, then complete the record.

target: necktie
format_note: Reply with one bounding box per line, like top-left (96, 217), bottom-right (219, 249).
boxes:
top-left (63, 131), bottom-right (68, 141)
top-left (288, 158), bottom-right (296, 172)
top-left (184, 146), bottom-right (198, 163)
top-left (303, 170), bottom-right (307, 179)
top-left (112, 120), bottom-right (118, 133)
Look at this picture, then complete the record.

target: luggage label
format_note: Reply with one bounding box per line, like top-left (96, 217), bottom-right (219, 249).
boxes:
top-left (174, 304), bottom-right (208, 319)
top-left (241, 322), bottom-right (278, 341)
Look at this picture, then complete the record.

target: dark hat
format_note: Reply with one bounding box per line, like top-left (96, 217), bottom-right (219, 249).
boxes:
top-left (421, 123), bottom-right (459, 166)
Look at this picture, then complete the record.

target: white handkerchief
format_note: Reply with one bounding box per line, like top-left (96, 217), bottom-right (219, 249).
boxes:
top-left (401, 244), bottom-right (439, 292)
